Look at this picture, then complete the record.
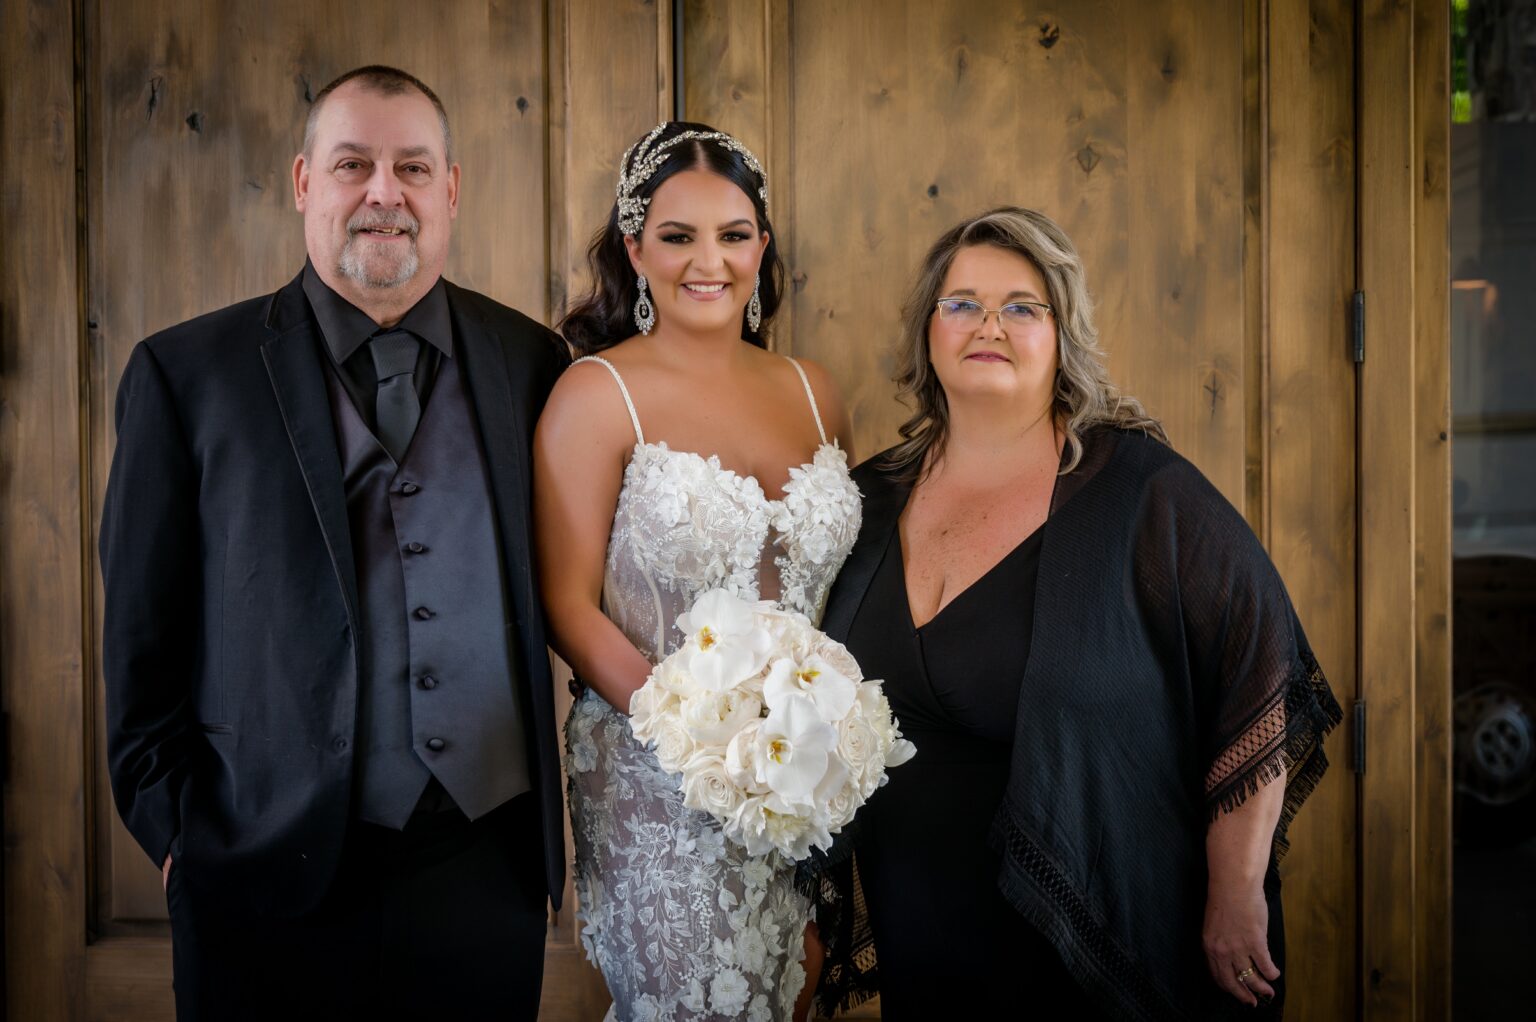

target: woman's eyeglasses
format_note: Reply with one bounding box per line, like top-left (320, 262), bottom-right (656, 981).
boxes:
top-left (934, 297), bottom-right (1053, 329)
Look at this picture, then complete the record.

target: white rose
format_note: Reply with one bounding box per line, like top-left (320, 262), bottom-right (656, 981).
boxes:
top-left (835, 711), bottom-right (880, 790)
top-left (823, 780), bottom-right (863, 830)
top-left (628, 679), bottom-right (676, 735)
top-left (680, 688), bottom-right (764, 747)
top-left (650, 714), bottom-right (695, 773)
top-left (652, 654), bottom-right (697, 697)
top-left (725, 720), bottom-right (769, 793)
top-left (680, 753), bottom-right (748, 821)
top-left (727, 796), bottom-right (775, 857)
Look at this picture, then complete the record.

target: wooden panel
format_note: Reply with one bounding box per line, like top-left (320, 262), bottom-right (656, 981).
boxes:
top-left (1263, 2), bottom-right (1359, 1019)
top-left (552, 0), bottom-right (674, 321)
top-left (1, 1), bottom-right (89, 1020)
top-left (683, 0), bottom-right (792, 352)
top-left (780, 0), bottom-right (1251, 506)
top-left (1411, 0), bottom-right (1452, 1015)
top-left (1360, 0), bottom-right (1419, 1014)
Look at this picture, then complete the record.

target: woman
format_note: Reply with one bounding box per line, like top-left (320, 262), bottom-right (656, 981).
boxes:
top-left (814, 207), bottom-right (1341, 1019)
top-left (533, 123), bottom-right (860, 1021)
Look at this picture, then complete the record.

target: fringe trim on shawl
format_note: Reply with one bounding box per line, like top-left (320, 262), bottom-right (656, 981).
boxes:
top-left (1204, 647), bottom-right (1343, 861)
top-left (990, 811), bottom-right (1191, 1022)
top-left (795, 841), bottom-right (880, 1017)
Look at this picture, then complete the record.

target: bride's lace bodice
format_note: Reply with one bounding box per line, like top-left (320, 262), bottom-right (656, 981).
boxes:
top-left (565, 354), bottom-right (862, 1021)
top-left (580, 354), bottom-right (862, 661)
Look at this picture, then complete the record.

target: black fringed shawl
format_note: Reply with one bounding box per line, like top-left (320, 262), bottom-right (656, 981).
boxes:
top-left (803, 427), bottom-right (1342, 1020)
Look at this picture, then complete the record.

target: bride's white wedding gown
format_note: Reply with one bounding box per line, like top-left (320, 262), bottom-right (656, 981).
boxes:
top-left (564, 354), bottom-right (861, 1021)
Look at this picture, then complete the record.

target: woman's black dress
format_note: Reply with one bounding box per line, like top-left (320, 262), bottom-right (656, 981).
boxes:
top-left (846, 524), bottom-right (1098, 1016)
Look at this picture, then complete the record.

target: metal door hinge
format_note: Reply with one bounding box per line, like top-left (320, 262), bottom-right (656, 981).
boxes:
top-left (1351, 291), bottom-right (1365, 364)
top-left (1352, 700), bottom-right (1367, 774)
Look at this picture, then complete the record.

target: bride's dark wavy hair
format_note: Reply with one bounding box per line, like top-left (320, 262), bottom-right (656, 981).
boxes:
top-left (561, 121), bottom-right (785, 355)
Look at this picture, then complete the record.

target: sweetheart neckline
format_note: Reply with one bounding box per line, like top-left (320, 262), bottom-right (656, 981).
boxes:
top-left (626, 439), bottom-right (847, 507)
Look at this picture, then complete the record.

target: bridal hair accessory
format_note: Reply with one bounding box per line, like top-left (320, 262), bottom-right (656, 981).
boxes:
top-left (747, 274), bottom-right (762, 332)
top-left (634, 274), bottom-right (656, 334)
top-left (616, 123), bottom-right (769, 237)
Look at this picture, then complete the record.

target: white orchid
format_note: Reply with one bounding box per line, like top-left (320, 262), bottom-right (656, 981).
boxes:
top-left (762, 653), bottom-right (857, 721)
top-left (676, 589), bottom-right (774, 692)
top-left (755, 693), bottom-right (838, 809)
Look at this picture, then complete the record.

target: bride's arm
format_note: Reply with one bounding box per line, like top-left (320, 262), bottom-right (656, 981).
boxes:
top-left (533, 361), bottom-right (654, 711)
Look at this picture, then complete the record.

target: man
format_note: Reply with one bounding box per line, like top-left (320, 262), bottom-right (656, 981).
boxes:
top-left (101, 66), bottom-right (567, 1019)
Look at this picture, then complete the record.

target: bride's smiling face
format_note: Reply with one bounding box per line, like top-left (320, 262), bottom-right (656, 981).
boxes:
top-left (625, 168), bottom-right (769, 339)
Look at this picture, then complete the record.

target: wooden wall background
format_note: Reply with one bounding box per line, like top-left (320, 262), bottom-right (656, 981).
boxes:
top-left (0, 1), bottom-right (1449, 1019)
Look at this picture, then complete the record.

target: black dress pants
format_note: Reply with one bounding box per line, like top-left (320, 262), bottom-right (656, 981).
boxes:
top-left (167, 793), bottom-right (546, 1022)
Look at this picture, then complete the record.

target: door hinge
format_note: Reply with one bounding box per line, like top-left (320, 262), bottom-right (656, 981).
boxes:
top-left (1351, 290), bottom-right (1365, 364)
top-left (1352, 700), bottom-right (1367, 774)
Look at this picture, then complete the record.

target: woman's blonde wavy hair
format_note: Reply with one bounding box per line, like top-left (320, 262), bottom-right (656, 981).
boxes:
top-left (887, 206), bottom-right (1167, 479)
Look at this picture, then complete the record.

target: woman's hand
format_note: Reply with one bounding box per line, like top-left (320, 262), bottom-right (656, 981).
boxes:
top-left (1202, 874), bottom-right (1279, 1006)
top-left (1204, 771), bottom-right (1286, 1006)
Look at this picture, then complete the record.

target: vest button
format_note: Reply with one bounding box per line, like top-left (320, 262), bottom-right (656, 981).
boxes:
top-left (426, 737), bottom-right (446, 753)
top-left (331, 736), bottom-right (348, 752)
top-left (405, 541), bottom-right (426, 554)
top-left (400, 482), bottom-right (421, 495)
top-left (419, 675), bottom-right (438, 690)
top-left (414, 606), bottom-right (435, 620)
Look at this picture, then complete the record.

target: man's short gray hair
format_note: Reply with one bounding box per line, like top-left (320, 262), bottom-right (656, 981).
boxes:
top-left (302, 65), bottom-right (454, 164)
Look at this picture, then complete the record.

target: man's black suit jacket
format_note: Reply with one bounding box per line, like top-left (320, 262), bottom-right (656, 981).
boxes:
top-left (101, 270), bottom-right (570, 917)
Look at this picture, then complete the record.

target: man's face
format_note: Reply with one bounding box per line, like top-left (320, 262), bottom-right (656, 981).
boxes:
top-left (293, 82), bottom-right (458, 309)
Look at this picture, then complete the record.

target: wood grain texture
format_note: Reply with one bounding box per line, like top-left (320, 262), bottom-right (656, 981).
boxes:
top-left (781, 0), bottom-right (1251, 508)
top-left (1360, 0), bottom-right (1419, 1014)
top-left (553, 0), bottom-right (672, 321)
top-left (85, 940), bottom-right (174, 1022)
top-left (1263, 2), bottom-right (1359, 1019)
top-left (1, 0), bottom-right (89, 1019)
top-left (1411, 0), bottom-right (1452, 1016)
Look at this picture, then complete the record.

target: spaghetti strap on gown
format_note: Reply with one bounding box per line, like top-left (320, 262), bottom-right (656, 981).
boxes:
top-left (563, 355), bottom-right (862, 1021)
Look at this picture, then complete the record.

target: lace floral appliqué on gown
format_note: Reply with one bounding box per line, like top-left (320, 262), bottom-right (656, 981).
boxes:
top-left (564, 356), bottom-right (861, 1021)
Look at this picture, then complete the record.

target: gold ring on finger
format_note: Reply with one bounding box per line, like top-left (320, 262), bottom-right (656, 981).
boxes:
top-left (1236, 967), bottom-right (1256, 982)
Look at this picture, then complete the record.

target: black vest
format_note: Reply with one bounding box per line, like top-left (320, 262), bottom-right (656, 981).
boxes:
top-left (326, 349), bottom-right (530, 828)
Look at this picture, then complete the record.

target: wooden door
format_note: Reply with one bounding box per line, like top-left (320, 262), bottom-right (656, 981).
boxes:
top-left (684, 1), bottom-right (1359, 1017)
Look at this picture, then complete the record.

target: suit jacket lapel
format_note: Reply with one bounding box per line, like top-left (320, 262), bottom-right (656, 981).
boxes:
top-left (260, 272), bottom-right (362, 628)
top-left (449, 286), bottom-right (538, 625)
top-left (822, 464), bottom-right (912, 642)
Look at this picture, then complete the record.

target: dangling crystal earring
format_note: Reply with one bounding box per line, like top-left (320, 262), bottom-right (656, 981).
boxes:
top-left (634, 274), bottom-right (656, 335)
top-left (746, 274), bottom-right (762, 333)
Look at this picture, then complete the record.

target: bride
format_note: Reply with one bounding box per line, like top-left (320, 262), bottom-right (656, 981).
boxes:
top-left (533, 122), bottom-right (861, 1021)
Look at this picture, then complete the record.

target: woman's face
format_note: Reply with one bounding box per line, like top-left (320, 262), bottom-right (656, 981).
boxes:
top-left (927, 244), bottom-right (1058, 407)
top-left (625, 167), bottom-right (768, 338)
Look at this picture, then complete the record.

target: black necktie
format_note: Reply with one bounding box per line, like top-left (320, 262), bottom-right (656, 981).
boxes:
top-left (368, 330), bottom-right (422, 463)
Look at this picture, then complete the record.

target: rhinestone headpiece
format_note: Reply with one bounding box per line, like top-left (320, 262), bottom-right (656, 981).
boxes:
top-left (615, 123), bottom-right (769, 236)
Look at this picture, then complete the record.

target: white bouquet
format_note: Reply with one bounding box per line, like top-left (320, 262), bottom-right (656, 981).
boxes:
top-left (629, 588), bottom-right (916, 860)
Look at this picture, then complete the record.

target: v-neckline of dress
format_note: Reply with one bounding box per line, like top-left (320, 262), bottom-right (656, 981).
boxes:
top-left (897, 522), bottom-right (1046, 632)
